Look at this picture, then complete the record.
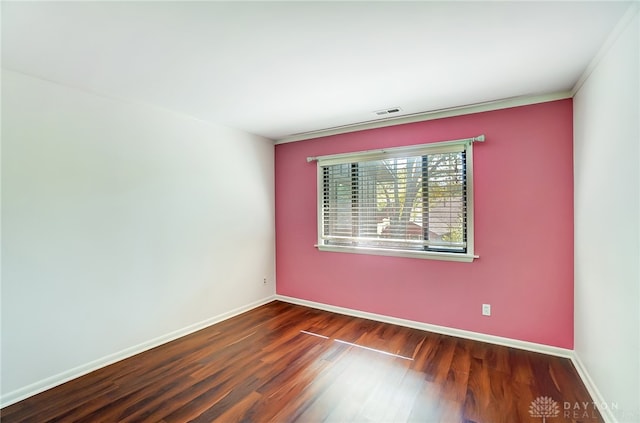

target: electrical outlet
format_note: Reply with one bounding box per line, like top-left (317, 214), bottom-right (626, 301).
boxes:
top-left (482, 304), bottom-right (491, 316)
top-left (263, 277), bottom-right (267, 284)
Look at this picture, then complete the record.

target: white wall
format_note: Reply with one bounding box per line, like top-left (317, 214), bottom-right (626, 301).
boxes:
top-left (0, 70), bottom-right (276, 404)
top-left (574, 7), bottom-right (639, 422)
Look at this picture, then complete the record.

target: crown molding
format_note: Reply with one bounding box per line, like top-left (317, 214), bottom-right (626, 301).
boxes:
top-left (572, 2), bottom-right (640, 97)
top-left (275, 91), bottom-right (572, 144)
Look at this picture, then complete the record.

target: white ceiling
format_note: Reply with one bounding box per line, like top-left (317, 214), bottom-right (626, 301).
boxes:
top-left (1, 1), bottom-right (633, 141)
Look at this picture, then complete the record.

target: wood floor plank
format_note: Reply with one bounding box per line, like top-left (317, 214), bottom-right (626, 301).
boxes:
top-left (1, 301), bottom-right (602, 423)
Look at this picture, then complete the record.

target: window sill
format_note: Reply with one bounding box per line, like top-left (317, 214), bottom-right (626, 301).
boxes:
top-left (315, 244), bottom-right (478, 262)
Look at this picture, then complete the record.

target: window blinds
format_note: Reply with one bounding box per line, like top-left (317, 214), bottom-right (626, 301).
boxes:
top-left (314, 136), bottom-right (482, 256)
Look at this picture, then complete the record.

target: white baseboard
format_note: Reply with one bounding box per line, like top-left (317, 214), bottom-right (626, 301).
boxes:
top-left (0, 295), bottom-right (276, 408)
top-left (570, 352), bottom-right (618, 423)
top-left (276, 295), bottom-right (573, 358)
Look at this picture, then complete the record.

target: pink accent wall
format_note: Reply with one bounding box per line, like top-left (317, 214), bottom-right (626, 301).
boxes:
top-left (275, 100), bottom-right (574, 349)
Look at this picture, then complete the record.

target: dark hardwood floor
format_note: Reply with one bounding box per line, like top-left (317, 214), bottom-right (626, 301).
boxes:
top-left (1, 301), bottom-right (601, 422)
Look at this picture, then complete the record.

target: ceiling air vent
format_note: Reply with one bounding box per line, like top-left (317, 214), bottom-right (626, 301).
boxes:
top-left (374, 107), bottom-right (402, 116)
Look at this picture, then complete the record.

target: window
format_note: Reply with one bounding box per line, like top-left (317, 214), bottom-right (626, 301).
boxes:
top-left (312, 136), bottom-right (482, 262)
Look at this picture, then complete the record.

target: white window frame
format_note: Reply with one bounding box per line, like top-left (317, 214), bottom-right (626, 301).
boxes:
top-left (309, 135), bottom-right (484, 262)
